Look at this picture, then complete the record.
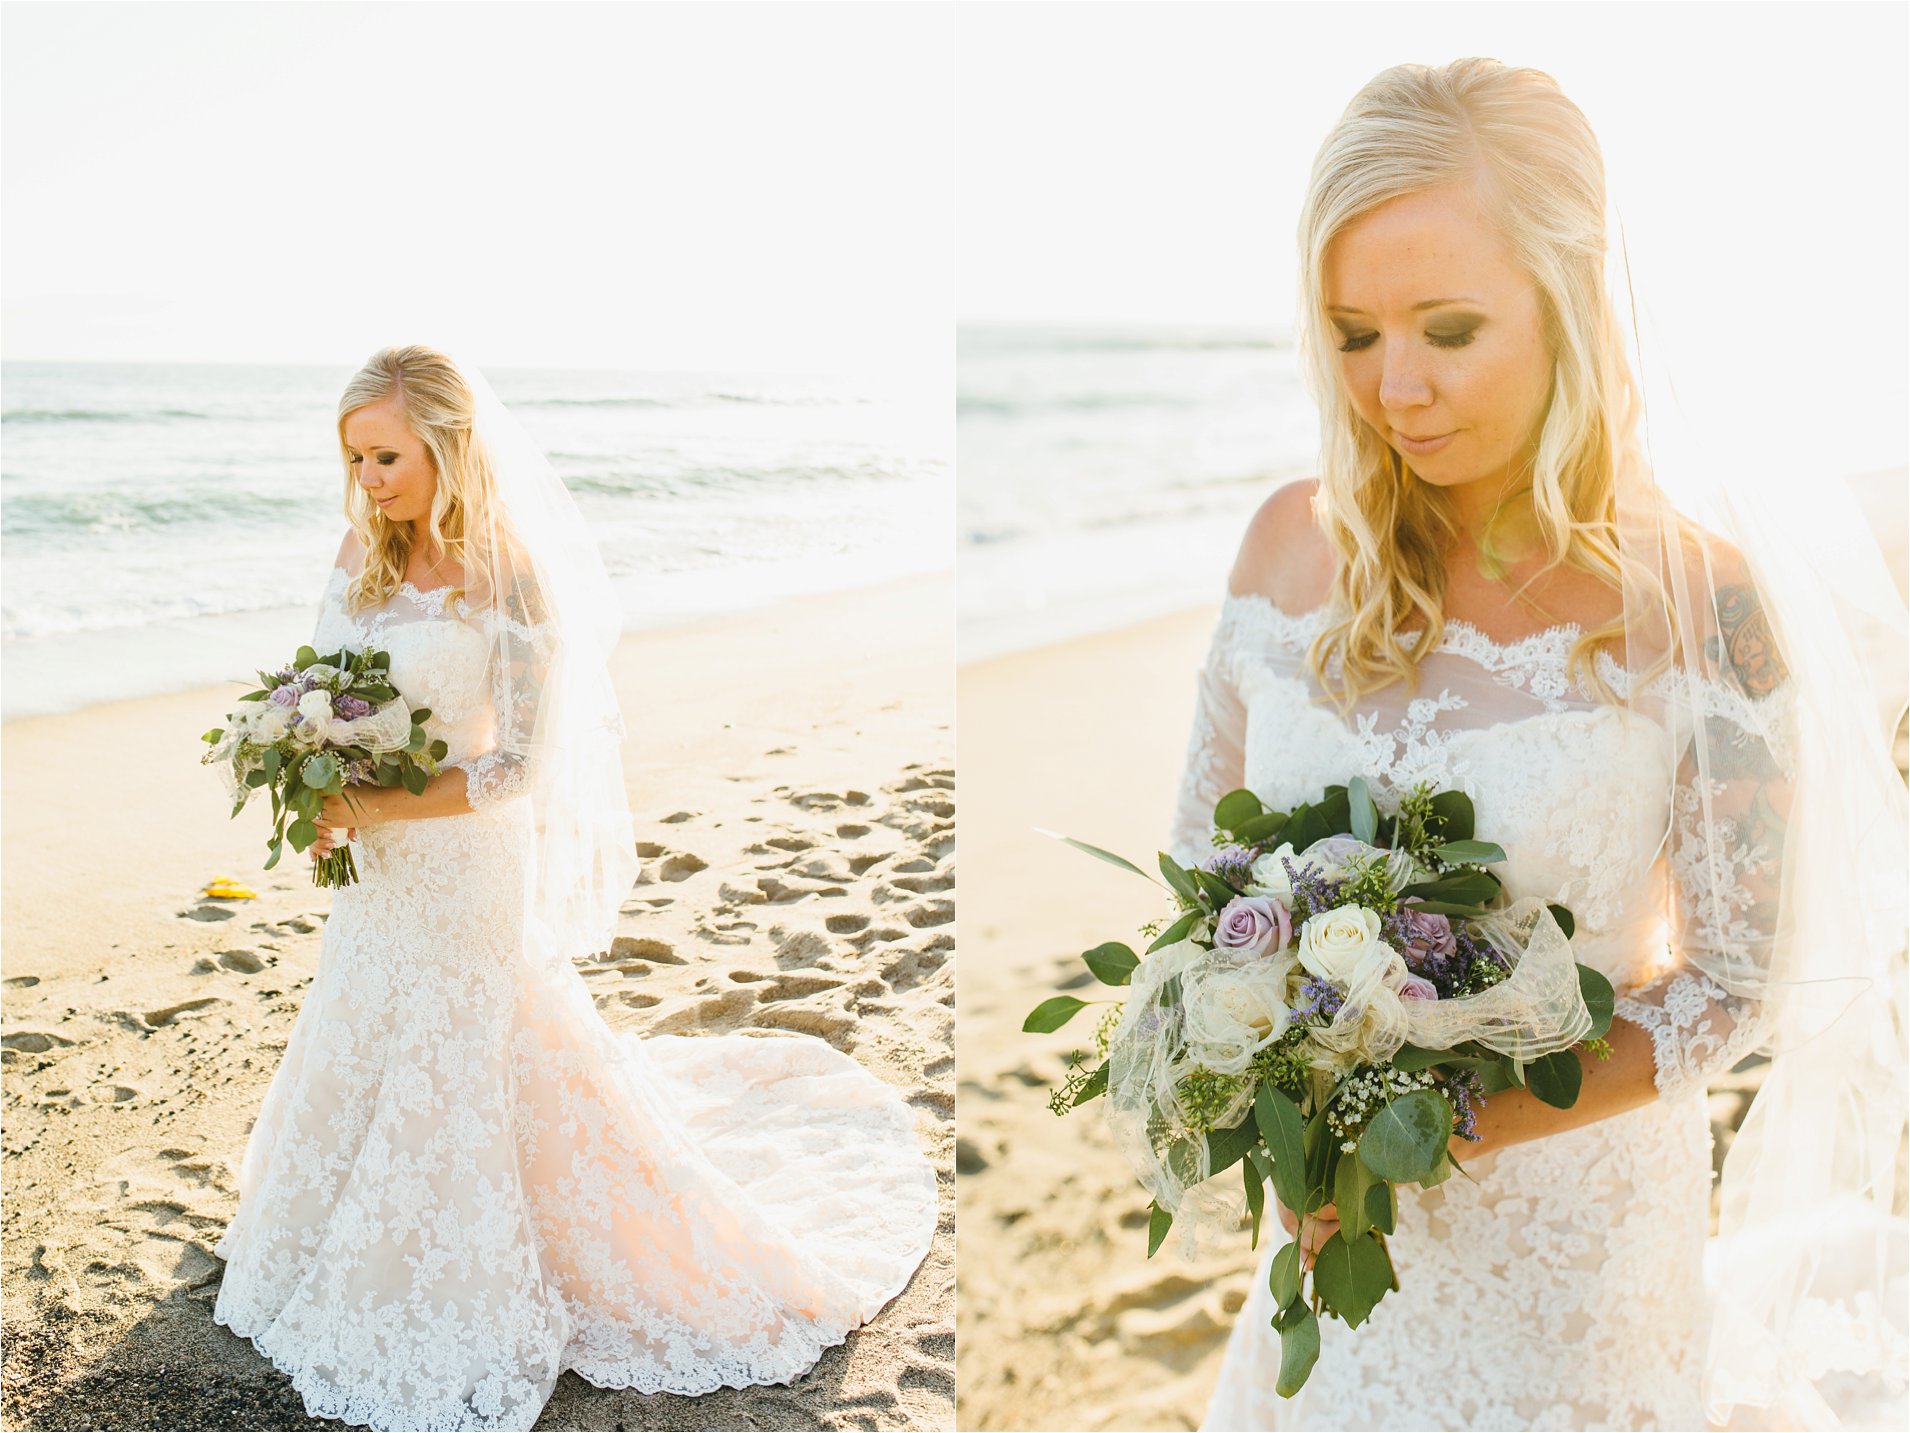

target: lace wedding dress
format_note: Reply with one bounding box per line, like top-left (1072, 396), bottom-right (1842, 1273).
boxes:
top-left (1179, 593), bottom-right (1787, 1432)
top-left (211, 567), bottom-right (939, 1432)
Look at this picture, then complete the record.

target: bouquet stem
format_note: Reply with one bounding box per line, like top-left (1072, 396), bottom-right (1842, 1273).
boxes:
top-left (311, 846), bottom-right (359, 889)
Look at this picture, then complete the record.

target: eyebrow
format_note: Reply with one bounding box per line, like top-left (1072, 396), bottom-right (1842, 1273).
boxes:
top-left (1326, 297), bottom-right (1482, 315)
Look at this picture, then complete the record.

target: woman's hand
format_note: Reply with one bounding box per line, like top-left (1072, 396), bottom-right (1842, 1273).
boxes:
top-left (311, 789), bottom-right (377, 860)
top-left (1276, 1198), bottom-right (1340, 1270)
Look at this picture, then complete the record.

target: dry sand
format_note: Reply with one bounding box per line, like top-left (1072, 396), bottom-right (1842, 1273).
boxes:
top-left (1, 572), bottom-right (955, 1432)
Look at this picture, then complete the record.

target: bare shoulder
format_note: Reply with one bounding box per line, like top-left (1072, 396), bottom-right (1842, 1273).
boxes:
top-left (1677, 521), bottom-right (1789, 697)
top-left (331, 527), bottom-right (365, 575)
top-left (1228, 478), bottom-right (1335, 612)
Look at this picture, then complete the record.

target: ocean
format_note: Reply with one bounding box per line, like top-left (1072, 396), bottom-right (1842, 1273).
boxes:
top-left (957, 324), bottom-right (1316, 662)
top-left (1, 361), bottom-right (949, 719)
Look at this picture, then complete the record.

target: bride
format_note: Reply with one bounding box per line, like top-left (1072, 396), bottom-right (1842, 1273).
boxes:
top-left (209, 345), bottom-right (938, 1431)
top-left (1174, 60), bottom-right (1905, 1432)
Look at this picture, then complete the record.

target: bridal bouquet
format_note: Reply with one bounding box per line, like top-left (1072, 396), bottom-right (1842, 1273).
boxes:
top-left (200, 643), bottom-right (447, 888)
top-left (1025, 778), bottom-right (1614, 1395)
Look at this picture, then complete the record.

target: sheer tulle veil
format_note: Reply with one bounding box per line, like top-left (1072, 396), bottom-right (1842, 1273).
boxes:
top-left (441, 350), bottom-right (641, 969)
top-left (1605, 212), bottom-right (1909, 1426)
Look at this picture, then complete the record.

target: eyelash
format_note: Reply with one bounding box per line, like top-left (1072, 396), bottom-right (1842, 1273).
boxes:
top-left (1336, 331), bottom-right (1476, 353)
top-left (347, 454), bottom-right (397, 466)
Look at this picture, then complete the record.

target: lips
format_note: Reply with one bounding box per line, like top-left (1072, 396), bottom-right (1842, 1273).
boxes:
top-left (1392, 429), bottom-right (1457, 456)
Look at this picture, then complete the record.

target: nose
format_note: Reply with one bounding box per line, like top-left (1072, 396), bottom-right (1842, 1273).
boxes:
top-left (1377, 337), bottom-right (1434, 414)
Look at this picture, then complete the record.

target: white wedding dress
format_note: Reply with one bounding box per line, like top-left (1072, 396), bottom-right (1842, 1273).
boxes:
top-left (1177, 594), bottom-right (1787, 1432)
top-left (211, 567), bottom-right (939, 1432)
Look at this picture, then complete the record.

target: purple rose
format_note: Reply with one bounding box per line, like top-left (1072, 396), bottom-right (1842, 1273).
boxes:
top-left (1397, 908), bottom-right (1457, 969)
top-left (335, 695), bottom-right (372, 719)
top-left (269, 684), bottom-right (299, 707)
top-left (1398, 973), bottom-right (1440, 1001)
top-left (1214, 894), bottom-right (1292, 961)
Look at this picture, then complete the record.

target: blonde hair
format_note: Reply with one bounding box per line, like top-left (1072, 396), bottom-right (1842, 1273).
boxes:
top-left (335, 344), bottom-right (507, 615)
top-left (1297, 57), bottom-right (1668, 706)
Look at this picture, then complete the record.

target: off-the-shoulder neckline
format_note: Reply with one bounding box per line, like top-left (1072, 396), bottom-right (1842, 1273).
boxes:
top-left (329, 564), bottom-right (463, 604)
top-left (1220, 590), bottom-right (1594, 657)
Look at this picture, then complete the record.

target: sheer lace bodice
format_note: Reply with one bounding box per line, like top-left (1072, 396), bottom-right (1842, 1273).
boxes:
top-left (210, 563), bottom-right (938, 1431)
top-left (1184, 593), bottom-right (1794, 1431)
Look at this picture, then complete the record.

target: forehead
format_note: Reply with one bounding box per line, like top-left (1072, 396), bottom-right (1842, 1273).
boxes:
top-left (342, 398), bottom-right (417, 449)
top-left (1322, 185), bottom-right (1525, 308)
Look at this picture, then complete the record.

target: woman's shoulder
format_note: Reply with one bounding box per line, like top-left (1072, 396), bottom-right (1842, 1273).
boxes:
top-left (331, 527), bottom-right (365, 576)
top-left (1227, 477), bottom-right (1336, 614)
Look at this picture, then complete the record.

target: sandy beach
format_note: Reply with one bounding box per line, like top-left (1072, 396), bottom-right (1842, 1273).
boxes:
top-left (1, 572), bottom-right (956, 1432)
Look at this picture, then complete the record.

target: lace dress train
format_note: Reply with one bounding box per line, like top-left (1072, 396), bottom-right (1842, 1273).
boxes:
top-left (210, 569), bottom-right (938, 1431)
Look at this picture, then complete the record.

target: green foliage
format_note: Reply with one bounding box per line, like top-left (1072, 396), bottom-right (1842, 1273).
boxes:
top-left (1254, 1085), bottom-right (1307, 1216)
top-left (1022, 996), bottom-right (1088, 1033)
top-left (1347, 776), bottom-right (1379, 844)
top-left (1312, 1230), bottom-right (1393, 1329)
top-left (1082, 942), bottom-right (1139, 986)
top-left (1274, 1302), bottom-right (1320, 1397)
top-left (1146, 1201), bottom-right (1172, 1257)
top-left (1158, 852), bottom-right (1200, 905)
top-left (1335, 854), bottom-right (1399, 914)
top-left (1358, 1089), bottom-right (1453, 1183)
top-left (1268, 1238), bottom-right (1302, 1307)
top-left (1576, 962), bottom-right (1615, 1038)
top-left (1147, 910), bottom-right (1199, 952)
top-left (1213, 788), bottom-right (1264, 834)
top-left (1428, 789), bottom-right (1475, 841)
top-left (1527, 1049), bottom-right (1584, 1109)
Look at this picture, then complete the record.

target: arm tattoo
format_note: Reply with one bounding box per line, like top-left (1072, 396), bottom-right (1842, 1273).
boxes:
top-left (1715, 582), bottom-right (1788, 698)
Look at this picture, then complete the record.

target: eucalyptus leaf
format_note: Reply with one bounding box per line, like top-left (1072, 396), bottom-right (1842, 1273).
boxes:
top-left (1072, 1063), bottom-right (1109, 1106)
top-left (1282, 802), bottom-right (1328, 853)
top-left (1194, 868), bottom-right (1240, 909)
top-left (1576, 962), bottom-right (1614, 1038)
top-left (1254, 1085), bottom-right (1307, 1216)
top-left (294, 645), bottom-right (319, 671)
top-left (1365, 1178), bottom-right (1398, 1235)
top-left (1022, 996), bottom-right (1088, 1033)
top-left (1389, 1043), bottom-right (1452, 1072)
top-left (1158, 852), bottom-right (1200, 904)
top-left (1035, 831), bottom-right (1161, 886)
top-left (1359, 1089), bottom-right (1453, 1183)
top-left (1527, 1049), bottom-right (1584, 1109)
top-left (1401, 870), bottom-right (1501, 905)
top-left (287, 817), bottom-right (318, 852)
top-left (1312, 1230), bottom-right (1392, 1329)
top-left (1147, 1201), bottom-right (1172, 1258)
top-left (1146, 910), bottom-right (1199, 952)
top-left (1348, 776), bottom-right (1379, 845)
top-left (1243, 1154), bottom-right (1266, 1248)
top-left (1268, 1239), bottom-right (1302, 1308)
top-left (1213, 788), bottom-right (1264, 834)
top-left (1082, 942), bottom-right (1139, 986)
top-left (1428, 789), bottom-right (1475, 841)
top-left (263, 839), bottom-right (283, 871)
top-left (1274, 1303), bottom-right (1320, 1397)
top-left (1548, 902), bottom-right (1578, 939)
top-left (1335, 1146), bottom-right (1375, 1240)
top-left (1431, 839), bottom-right (1508, 864)
top-left (1207, 1114), bottom-right (1258, 1177)
top-left (410, 707), bottom-right (433, 724)
top-left (1234, 811), bottom-right (1289, 844)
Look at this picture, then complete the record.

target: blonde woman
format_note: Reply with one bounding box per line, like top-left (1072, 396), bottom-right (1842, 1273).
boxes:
top-left (1168, 60), bottom-right (1903, 1431)
top-left (209, 347), bottom-right (936, 1431)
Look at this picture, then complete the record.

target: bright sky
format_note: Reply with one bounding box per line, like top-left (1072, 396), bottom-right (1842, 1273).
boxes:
top-left (2, 1), bottom-right (955, 381)
top-left (960, 1), bottom-right (1909, 473)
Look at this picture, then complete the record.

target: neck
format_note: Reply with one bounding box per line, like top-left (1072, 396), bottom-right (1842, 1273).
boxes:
top-left (1441, 459), bottom-right (1542, 578)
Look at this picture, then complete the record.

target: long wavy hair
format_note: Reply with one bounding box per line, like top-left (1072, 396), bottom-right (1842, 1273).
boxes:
top-left (1298, 58), bottom-right (1671, 708)
top-left (335, 345), bottom-right (504, 615)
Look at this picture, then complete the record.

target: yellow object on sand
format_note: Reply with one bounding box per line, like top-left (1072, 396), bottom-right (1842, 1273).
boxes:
top-left (201, 877), bottom-right (258, 900)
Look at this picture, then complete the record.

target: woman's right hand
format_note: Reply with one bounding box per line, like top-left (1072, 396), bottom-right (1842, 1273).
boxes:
top-left (311, 825), bottom-right (355, 860)
top-left (1277, 1198), bottom-right (1341, 1269)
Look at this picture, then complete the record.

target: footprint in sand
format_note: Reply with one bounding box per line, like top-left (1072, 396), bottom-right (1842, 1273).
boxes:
top-left (136, 998), bottom-right (223, 1030)
top-left (216, 950), bottom-right (267, 974)
top-left (890, 871), bottom-right (955, 895)
top-left (179, 904), bottom-right (235, 922)
top-left (848, 853), bottom-right (888, 876)
top-left (836, 823), bottom-right (871, 839)
top-left (882, 948), bottom-right (950, 992)
top-left (85, 1084), bottom-right (140, 1104)
top-left (753, 1003), bottom-right (856, 1042)
top-left (771, 929), bottom-right (835, 970)
top-left (649, 986), bottom-right (757, 1036)
top-left (825, 913), bottom-right (871, 935)
top-left (903, 900), bottom-right (954, 929)
top-left (766, 835), bottom-right (815, 853)
top-left (2, 1030), bottom-right (75, 1055)
top-left (757, 974), bottom-right (845, 1002)
top-left (659, 810), bottom-right (697, 824)
top-left (608, 936), bottom-right (685, 965)
top-left (656, 853), bottom-right (708, 882)
top-left (4, 975), bottom-right (40, 988)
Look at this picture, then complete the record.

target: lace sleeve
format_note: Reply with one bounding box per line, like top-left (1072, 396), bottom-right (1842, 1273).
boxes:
top-left (1613, 594), bottom-right (1798, 1103)
top-left (457, 578), bottom-right (557, 813)
top-left (1168, 606), bottom-right (1250, 867)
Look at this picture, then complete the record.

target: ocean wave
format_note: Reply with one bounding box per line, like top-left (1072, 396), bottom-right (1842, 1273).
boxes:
top-left (3, 405), bottom-right (215, 424)
top-left (521, 391), bottom-right (870, 411)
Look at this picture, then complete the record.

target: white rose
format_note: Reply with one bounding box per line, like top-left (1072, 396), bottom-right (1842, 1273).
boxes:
top-left (1299, 836), bottom-right (1420, 892)
top-left (256, 705), bottom-right (293, 742)
top-left (1298, 905), bottom-right (1404, 1009)
top-left (296, 689), bottom-right (334, 721)
top-left (1180, 957), bottom-right (1294, 1075)
top-left (1245, 842), bottom-right (1299, 901)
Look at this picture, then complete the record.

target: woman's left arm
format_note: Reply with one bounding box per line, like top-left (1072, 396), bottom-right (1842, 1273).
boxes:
top-left (1457, 577), bottom-right (1795, 1160)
